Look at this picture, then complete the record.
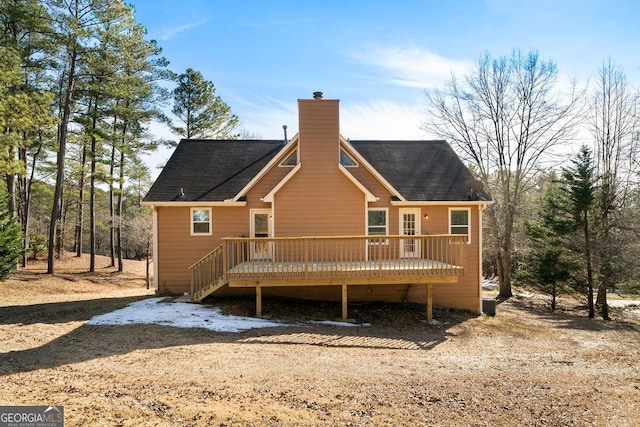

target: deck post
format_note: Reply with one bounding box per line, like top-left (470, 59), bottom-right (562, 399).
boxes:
top-left (256, 285), bottom-right (262, 317)
top-left (426, 283), bottom-right (433, 322)
top-left (341, 284), bottom-right (348, 320)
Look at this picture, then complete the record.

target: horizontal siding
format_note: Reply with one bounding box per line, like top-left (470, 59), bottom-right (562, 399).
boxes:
top-left (156, 206), bottom-right (249, 294)
top-left (298, 99), bottom-right (339, 167)
top-left (275, 167), bottom-right (365, 236)
top-left (154, 96), bottom-right (484, 313)
top-left (245, 157), bottom-right (290, 203)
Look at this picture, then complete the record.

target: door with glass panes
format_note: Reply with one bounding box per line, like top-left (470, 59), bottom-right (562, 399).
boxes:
top-left (399, 208), bottom-right (421, 258)
top-left (250, 209), bottom-right (273, 260)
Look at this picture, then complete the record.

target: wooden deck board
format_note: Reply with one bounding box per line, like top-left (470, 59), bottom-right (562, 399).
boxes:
top-left (227, 258), bottom-right (463, 274)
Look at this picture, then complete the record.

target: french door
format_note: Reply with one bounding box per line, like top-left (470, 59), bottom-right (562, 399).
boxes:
top-left (250, 209), bottom-right (273, 260)
top-left (399, 208), bottom-right (421, 258)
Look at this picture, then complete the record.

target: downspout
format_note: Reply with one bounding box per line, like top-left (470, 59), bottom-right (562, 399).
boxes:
top-left (477, 203), bottom-right (489, 314)
top-left (152, 205), bottom-right (159, 291)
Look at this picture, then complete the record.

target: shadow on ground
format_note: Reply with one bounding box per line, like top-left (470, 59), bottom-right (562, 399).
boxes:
top-left (0, 296), bottom-right (471, 376)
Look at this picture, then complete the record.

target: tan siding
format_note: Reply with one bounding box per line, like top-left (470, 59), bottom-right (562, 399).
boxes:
top-left (154, 95), bottom-right (484, 314)
top-left (245, 158), bottom-right (291, 206)
top-left (156, 206), bottom-right (249, 294)
top-left (298, 99), bottom-right (340, 168)
top-left (274, 98), bottom-right (365, 236)
top-left (348, 163), bottom-right (392, 204)
top-left (275, 168), bottom-right (365, 236)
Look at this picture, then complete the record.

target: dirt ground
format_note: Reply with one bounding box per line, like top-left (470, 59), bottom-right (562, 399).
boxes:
top-left (1, 255), bottom-right (639, 426)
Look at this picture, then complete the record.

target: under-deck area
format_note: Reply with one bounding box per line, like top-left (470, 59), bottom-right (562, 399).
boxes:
top-left (189, 235), bottom-right (467, 321)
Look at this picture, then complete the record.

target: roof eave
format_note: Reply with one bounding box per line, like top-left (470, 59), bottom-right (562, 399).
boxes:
top-left (390, 200), bottom-right (494, 206)
top-left (141, 201), bottom-right (247, 207)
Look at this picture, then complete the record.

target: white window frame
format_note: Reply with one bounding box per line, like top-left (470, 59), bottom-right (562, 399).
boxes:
top-left (449, 207), bottom-right (471, 243)
top-left (367, 207), bottom-right (388, 244)
top-left (279, 149), bottom-right (298, 167)
top-left (190, 207), bottom-right (212, 236)
top-left (340, 148), bottom-right (358, 167)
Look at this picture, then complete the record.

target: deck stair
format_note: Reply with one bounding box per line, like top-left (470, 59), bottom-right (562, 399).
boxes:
top-left (189, 244), bottom-right (228, 302)
top-left (192, 276), bottom-right (228, 302)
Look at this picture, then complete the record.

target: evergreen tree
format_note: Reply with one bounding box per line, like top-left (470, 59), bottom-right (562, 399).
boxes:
top-left (524, 176), bottom-right (575, 310)
top-left (171, 68), bottom-right (239, 139)
top-left (561, 146), bottom-right (597, 318)
top-left (0, 203), bottom-right (24, 280)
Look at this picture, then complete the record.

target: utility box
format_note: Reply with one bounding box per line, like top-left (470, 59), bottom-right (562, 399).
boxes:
top-left (482, 298), bottom-right (496, 316)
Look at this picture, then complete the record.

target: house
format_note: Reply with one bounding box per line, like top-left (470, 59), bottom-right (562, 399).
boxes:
top-left (142, 92), bottom-right (492, 320)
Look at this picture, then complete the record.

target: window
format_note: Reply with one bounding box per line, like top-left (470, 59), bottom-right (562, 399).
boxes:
top-left (191, 208), bottom-right (212, 235)
top-left (340, 148), bottom-right (357, 167)
top-left (368, 208), bottom-right (387, 236)
top-left (280, 149), bottom-right (297, 166)
top-left (449, 208), bottom-right (470, 243)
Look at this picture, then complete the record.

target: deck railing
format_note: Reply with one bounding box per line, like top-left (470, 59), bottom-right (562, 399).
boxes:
top-left (222, 234), bottom-right (466, 282)
top-left (189, 244), bottom-right (225, 298)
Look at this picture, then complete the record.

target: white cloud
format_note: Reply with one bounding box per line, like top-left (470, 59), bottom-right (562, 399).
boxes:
top-left (230, 94), bottom-right (299, 139)
top-left (350, 45), bottom-right (472, 89)
top-left (340, 99), bottom-right (429, 140)
top-left (157, 20), bottom-right (207, 41)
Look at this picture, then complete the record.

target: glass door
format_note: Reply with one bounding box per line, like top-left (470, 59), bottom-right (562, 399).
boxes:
top-left (399, 208), bottom-right (421, 258)
top-left (251, 209), bottom-right (273, 260)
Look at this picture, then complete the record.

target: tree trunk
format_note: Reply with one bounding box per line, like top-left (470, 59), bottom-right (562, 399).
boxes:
top-left (5, 145), bottom-right (17, 217)
top-left (596, 283), bottom-right (609, 320)
top-left (596, 221), bottom-right (611, 320)
top-left (48, 45), bottom-right (77, 274)
top-left (18, 140), bottom-right (40, 267)
top-left (89, 123), bottom-right (97, 273)
top-left (75, 144), bottom-right (86, 257)
top-left (116, 149), bottom-right (125, 272)
top-left (497, 246), bottom-right (513, 298)
top-left (18, 142), bottom-right (29, 267)
top-left (584, 216), bottom-right (595, 319)
top-left (88, 91), bottom-right (100, 273)
top-left (109, 139), bottom-right (116, 267)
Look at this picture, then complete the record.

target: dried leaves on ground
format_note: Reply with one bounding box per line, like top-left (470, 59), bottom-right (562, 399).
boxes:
top-left (1, 255), bottom-right (639, 426)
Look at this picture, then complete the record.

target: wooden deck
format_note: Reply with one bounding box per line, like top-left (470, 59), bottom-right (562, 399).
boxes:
top-left (189, 235), bottom-right (467, 321)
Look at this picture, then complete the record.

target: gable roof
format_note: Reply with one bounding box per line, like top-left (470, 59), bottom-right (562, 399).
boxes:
top-left (351, 140), bottom-right (490, 201)
top-left (143, 138), bottom-right (491, 203)
top-left (143, 139), bottom-right (282, 202)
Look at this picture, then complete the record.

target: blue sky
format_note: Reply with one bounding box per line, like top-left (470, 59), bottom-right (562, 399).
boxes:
top-left (128, 0), bottom-right (640, 171)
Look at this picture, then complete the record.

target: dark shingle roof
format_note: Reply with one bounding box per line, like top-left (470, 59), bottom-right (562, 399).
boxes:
top-left (143, 139), bottom-right (282, 202)
top-left (144, 139), bottom-right (491, 202)
top-left (351, 140), bottom-right (490, 201)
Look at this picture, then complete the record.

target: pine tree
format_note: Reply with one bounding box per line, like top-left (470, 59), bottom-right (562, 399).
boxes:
top-left (561, 146), bottom-right (597, 318)
top-left (171, 68), bottom-right (239, 139)
top-left (0, 205), bottom-right (24, 280)
top-left (524, 176), bottom-right (575, 310)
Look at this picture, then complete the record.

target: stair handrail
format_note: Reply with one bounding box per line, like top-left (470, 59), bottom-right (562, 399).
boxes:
top-left (189, 244), bottom-right (224, 298)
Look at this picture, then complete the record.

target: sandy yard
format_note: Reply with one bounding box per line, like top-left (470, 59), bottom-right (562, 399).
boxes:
top-left (1, 255), bottom-right (639, 426)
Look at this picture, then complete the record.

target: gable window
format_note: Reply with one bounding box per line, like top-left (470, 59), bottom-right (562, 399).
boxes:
top-left (340, 148), bottom-right (358, 167)
top-left (280, 149), bottom-right (298, 166)
top-left (191, 208), bottom-right (212, 235)
top-left (449, 208), bottom-right (470, 243)
top-left (368, 208), bottom-right (387, 236)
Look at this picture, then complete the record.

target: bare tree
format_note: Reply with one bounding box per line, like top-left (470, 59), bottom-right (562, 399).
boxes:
top-left (424, 49), bottom-right (584, 297)
top-left (589, 58), bottom-right (640, 320)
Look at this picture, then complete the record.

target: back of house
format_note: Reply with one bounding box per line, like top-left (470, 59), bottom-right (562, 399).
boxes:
top-left (143, 92), bottom-right (492, 314)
